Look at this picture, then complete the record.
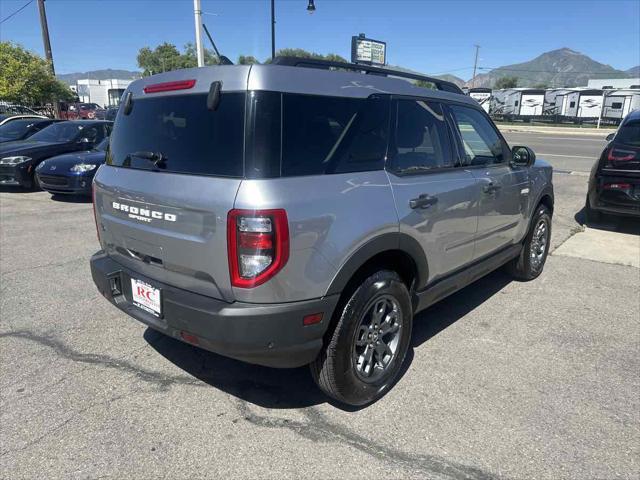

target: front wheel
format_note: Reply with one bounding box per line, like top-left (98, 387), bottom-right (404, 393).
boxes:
top-left (310, 270), bottom-right (412, 406)
top-left (506, 204), bottom-right (552, 281)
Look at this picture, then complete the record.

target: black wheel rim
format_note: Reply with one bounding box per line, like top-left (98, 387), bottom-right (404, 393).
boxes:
top-left (352, 295), bottom-right (402, 383)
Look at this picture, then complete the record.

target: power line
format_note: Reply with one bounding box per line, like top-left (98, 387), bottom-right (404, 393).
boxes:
top-left (0, 0), bottom-right (34, 24)
top-left (477, 67), bottom-right (625, 74)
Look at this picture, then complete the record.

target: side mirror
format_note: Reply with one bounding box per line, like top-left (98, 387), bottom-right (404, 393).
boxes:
top-left (511, 146), bottom-right (536, 167)
top-left (605, 133), bottom-right (615, 142)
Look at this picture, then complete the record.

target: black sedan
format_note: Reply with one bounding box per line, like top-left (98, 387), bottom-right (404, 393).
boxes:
top-left (586, 109), bottom-right (640, 221)
top-left (0, 118), bottom-right (61, 143)
top-left (0, 120), bottom-right (112, 189)
top-left (36, 138), bottom-right (108, 196)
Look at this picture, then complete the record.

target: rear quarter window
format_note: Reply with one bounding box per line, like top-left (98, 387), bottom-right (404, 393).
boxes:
top-left (108, 93), bottom-right (245, 177)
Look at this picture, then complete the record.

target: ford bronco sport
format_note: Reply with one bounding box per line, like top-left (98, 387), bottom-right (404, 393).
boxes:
top-left (90, 58), bottom-right (554, 406)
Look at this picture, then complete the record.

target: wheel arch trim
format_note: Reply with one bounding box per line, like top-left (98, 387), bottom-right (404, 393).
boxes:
top-left (325, 232), bottom-right (429, 296)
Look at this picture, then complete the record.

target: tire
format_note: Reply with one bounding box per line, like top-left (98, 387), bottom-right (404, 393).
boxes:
top-left (584, 197), bottom-right (602, 224)
top-left (30, 172), bottom-right (41, 191)
top-left (506, 204), bottom-right (552, 281)
top-left (310, 270), bottom-right (412, 406)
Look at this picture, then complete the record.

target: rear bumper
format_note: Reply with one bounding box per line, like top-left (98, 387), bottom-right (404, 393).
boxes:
top-left (90, 251), bottom-right (339, 368)
top-left (37, 172), bottom-right (93, 195)
top-left (589, 173), bottom-right (640, 217)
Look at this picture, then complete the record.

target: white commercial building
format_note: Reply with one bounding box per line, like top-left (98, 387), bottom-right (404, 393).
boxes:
top-left (587, 78), bottom-right (640, 89)
top-left (75, 79), bottom-right (133, 107)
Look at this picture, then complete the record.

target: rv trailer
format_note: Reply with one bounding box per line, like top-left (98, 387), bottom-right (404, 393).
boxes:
top-left (601, 89), bottom-right (640, 123)
top-left (467, 87), bottom-right (492, 113)
top-left (556, 88), bottom-right (603, 122)
top-left (493, 88), bottom-right (545, 120)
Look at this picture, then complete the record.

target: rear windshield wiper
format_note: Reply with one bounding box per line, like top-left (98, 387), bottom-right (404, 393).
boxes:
top-left (123, 151), bottom-right (167, 169)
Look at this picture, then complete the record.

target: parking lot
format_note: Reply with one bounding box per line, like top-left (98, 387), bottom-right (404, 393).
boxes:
top-left (1, 130), bottom-right (638, 479)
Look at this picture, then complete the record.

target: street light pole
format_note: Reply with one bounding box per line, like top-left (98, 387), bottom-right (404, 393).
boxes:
top-left (193, 0), bottom-right (205, 67)
top-left (471, 44), bottom-right (480, 88)
top-left (37, 0), bottom-right (55, 75)
top-left (271, 0), bottom-right (276, 60)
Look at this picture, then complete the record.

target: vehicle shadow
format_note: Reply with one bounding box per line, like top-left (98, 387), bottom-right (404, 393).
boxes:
top-left (575, 206), bottom-right (640, 235)
top-left (0, 185), bottom-right (33, 194)
top-left (145, 269), bottom-right (512, 411)
top-left (49, 193), bottom-right (92, 204)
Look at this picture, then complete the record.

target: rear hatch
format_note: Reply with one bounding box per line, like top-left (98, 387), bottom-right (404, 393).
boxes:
top-left (598, 118), bottom-right (640, 206)
top-left (93, 67), bottom-right (250, 302)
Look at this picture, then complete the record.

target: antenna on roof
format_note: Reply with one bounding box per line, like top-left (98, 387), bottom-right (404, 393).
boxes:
top-left (202, 23), bottom-right (233, 65)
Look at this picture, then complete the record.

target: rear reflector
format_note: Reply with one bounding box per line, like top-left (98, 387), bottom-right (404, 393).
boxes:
top-left (303, 313), bottom-right (323, 326)
top-left (144, 79), bottom-right (196, 93)
top-left (180, 331), bottom-right (200, 345)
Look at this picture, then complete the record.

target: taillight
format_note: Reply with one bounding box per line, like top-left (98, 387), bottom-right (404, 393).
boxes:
top-left (92, 183), bottom-right (100, 242)
top-left (143, 79), bottom-right (196, 93)
top-left (607, 148), bottom-right (636, 163)
top-left (227, 209), bottom-right (289, 288)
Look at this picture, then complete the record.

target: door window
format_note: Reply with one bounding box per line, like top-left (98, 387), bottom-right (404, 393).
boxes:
top-left (388, 99), bottom-right (452, 174)
top-left (449, 105), bottom-right (505, 166)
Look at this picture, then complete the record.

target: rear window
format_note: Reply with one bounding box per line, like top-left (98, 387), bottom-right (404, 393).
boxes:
top-left (616, 120), bottom-right (640, 147)
top-left (108, 93), bottom-right (245, 177)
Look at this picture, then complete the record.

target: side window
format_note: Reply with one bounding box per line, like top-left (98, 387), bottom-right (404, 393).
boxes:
top-left (388, 99), bottom-right (452, 173)
top-left (281, 94), bottom-right (388, 176)
top-left (449, 105), bottom-right (505, 166)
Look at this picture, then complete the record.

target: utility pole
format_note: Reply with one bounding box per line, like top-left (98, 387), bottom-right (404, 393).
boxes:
top-left (193, 0), bottom-right (205, 67)
top-left (271, 0), bottom-right (276, 60)
top-left (471, 44), bottom-right (480, 88)
top-left (37, 0), bottom-right (55, 75)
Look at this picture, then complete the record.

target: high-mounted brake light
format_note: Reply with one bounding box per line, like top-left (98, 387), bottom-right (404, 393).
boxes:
top-left (143, 79), bottom-right (196, 94)
top-left (228, 209), bottom-right (289, 288)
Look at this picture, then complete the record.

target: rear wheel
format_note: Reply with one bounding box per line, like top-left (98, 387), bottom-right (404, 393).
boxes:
top-left (310, 270), bottom-right (412, 406)
top-left (584, 197), bottom-right (602, 224)
top-left (506, 204), bottom-right (552, 281)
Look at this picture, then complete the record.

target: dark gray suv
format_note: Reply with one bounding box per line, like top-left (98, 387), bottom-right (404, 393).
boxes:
top-left (90, 58), bottom-right (554, 406)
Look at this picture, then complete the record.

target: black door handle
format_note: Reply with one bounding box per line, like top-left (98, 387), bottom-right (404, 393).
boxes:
top-left (483, 183), bottom-right (501, 194)
top-left (409, 194), bottom-right (438, 209)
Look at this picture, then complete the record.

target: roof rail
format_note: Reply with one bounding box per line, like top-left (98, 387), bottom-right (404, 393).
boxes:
top-left (271, 56), bottom-right (464, 95)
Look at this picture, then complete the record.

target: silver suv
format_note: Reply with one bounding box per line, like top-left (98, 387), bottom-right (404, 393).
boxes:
top-left (90, 58), bottom-right (553, 406)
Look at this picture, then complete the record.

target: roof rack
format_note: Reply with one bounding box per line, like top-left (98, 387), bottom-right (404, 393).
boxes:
top-left (271, 56), bottom-right (464, 95)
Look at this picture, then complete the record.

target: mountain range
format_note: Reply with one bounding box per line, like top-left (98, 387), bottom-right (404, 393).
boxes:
top-left (56, 49), bottom-right (638, 90)
top-left (465, 48), bottom-right (637, 88)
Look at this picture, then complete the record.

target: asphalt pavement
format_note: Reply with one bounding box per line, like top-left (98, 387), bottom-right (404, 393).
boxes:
top-left (1, 131), bottom-right (638, 480)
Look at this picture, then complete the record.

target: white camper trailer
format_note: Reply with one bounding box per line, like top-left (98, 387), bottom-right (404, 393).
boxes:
top-left (556, 89), bottom-right (603, 120)
top-left (500, 88), bottom-right (545, 118)
top-left (489, 89), bottom-right (508, 117)
top-left (543, 88), bottom-right (573, 116)
top-left (468, 87), bottom-right (492, 113)
top-left (601, 89), bottom-right (640, 122)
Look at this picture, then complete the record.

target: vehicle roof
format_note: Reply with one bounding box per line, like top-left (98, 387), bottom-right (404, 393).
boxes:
top-left (125, 64), bottom-right (479, 106)
top-left (623, 109), bottom-right (640, 122)
top-left (58, 120), bottom-right (112, 125)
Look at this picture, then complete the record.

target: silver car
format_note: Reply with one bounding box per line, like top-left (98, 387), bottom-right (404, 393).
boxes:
top-left (90, 58), bottom-right (553, 406)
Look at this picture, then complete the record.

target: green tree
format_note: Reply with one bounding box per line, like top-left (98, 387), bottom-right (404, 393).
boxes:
top-left (264, 48), bottom-right (348, 64)
top-left (494, 76), bottom-right (519, 89)
top-left (532, 83), bottom-right (548, 89)
top-left (0, 42), bottom-right (74, 106)
top-left (238, 55), bottom-right (260, 65)
top-left (137, 43), bottom-right (219, 76)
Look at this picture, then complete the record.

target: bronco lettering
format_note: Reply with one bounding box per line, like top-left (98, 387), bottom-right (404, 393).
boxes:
top-left (112, 201), bottom-right (176, 222)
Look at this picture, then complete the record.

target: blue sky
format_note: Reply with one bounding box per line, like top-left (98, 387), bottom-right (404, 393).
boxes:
top-left (1, 0), bottom-right (638, 78)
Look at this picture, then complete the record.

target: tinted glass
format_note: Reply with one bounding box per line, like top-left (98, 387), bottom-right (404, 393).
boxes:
top-left (95, 138), bottom-right (109, 151)
top-left (389, 100), bottom-right (451, 173)
top-left (616, 119), bottom-right (640, 147)
top-left (108, 93), bottom-right (245, 177)
top-left (0, 119), bottom-right (35, 139)
top-left (449, 105), bottom-right (505, 166)
top-left (246, 91), bottom-right (281, 178)
top-left (280, 94), bottom-right (388, 176)
top-left (29, 122), bottom-right (85, 142)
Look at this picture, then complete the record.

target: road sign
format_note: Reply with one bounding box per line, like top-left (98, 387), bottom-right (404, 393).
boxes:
top-left (351, 34), bottom-right (386, 66)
